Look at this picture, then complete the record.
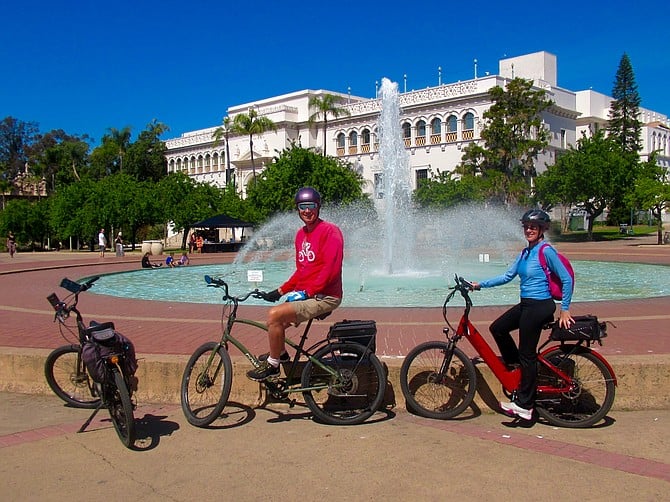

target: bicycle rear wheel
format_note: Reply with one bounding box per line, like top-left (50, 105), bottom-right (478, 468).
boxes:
top-left (302, 342), bottom-right (386, 425)
top-left (181, 342), bottom-right (233, 427)
top-left (536, 346), bottom-right (616, 428)
top-left (108, 369), bottom-right (136, 448)
top-left (44, 345), bottom-right (100, 408)
top-left (400, 341), bottom-right (477, 420)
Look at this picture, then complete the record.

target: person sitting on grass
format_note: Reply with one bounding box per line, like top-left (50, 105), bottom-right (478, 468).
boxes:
top-left (141, 252), bottom-right (162, 268)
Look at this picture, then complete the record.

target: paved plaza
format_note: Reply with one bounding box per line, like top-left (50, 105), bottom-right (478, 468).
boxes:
top-left (1, 235), bottom-right (669, 499)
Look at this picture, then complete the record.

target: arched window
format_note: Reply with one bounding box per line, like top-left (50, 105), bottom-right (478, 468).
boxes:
top-left (416, 120), bottom-right (426, 146)
top-left (337, 133), bottom-right (346, 148)
top-left (349, 131), bottom-right (358, 154)
top-left (430, 118), bottom-right (441, 144)
top-left (361, 128), bottom-right (371, 153)
top-left (447, 115), bottom-right (457, 132)
top-left (462, 112), bottom-right (475, 140)
top-left (402, 122), bottom-right (411, 147)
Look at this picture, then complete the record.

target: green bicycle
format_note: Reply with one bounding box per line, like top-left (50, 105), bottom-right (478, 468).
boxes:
top-left (180, 275), bottom-right (386, 427)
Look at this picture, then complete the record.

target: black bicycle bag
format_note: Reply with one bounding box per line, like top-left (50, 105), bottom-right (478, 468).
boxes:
top-left (327, 320), bottom-right (377, 353)
top-left (550, 315), bottom-right (607, 342)
top-left (82, 323), bottom-right (138, 382)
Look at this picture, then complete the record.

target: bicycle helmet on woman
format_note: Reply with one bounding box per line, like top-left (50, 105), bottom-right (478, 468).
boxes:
top-left (521, 209), bottom-right (551, 230)
top-left (295, 186), bottom-right (321, 206)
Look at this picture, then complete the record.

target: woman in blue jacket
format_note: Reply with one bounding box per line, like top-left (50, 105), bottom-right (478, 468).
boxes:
top-left (472, 209), bottom-right (574, 421)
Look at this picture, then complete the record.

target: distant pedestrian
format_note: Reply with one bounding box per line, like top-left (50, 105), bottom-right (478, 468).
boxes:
top-left (7, 232), bottom-right (16, 258)
top-left (115, 232), bottom-right (125, 257)
top-left (188, 232), bottom-right (197, 254)
top-left (98, 228), bottom-right (107, 257)
top-left (196, 235), bottom-right (204, 253)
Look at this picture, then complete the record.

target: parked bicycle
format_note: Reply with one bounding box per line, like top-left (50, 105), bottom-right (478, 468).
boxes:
top-left (399, 275), bottom-right (616, 428)
top-left (45, 276), bottom-right (137, 447)
top-left (180, 276), bottom-right (386, 427)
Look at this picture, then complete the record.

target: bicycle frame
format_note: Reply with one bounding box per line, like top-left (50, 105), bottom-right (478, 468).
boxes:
top-left (209, 307), bottom-right (350, 398)
top-left (446, 278), bottom-right (617, 397)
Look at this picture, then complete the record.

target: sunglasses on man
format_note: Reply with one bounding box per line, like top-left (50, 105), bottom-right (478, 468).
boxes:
top-left (298, 202), bottom-right (318, 211)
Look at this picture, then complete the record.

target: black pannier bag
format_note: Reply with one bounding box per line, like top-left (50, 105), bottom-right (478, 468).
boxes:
top-left (82, 322), bottom-right (138, 382)
top-left (327, 320), bottom-right (377, 353)
top-left (550, 315), bottom-right (607, 342)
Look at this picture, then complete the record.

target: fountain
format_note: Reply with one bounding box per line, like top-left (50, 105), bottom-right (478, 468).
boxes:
top-left (90, 78), bottom-right (670, 307)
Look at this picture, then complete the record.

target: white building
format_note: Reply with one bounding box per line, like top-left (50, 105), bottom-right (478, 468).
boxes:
top-left (165, 51), bottom-right (670, 200)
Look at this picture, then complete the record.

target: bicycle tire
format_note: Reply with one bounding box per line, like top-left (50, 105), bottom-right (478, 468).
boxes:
top-left (400, 341), bottom-right (477, 420)
top-left (536, 346), bottom-right (616, 428)
top-left (108, 368), bottom-right (136, 448)
top-left (301, 342), bottom-right (386, 425)
top-left (180, 342), bottom-right (233, 427)
top-left (44, 345), bottom-right (101, 409)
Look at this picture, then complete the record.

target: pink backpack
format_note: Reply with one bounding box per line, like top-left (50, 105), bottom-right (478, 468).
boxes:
top-left (538, 243), bottom-right (574, 301)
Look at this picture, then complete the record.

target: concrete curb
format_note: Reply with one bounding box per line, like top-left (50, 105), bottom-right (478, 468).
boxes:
top-left (2, 347), bottom-right (668, 412)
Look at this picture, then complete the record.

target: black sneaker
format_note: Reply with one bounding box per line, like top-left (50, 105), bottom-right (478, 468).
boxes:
top-left (247, 361), bottom-right (280, 381)
top-left (257, 351), bottom-right (290, 363)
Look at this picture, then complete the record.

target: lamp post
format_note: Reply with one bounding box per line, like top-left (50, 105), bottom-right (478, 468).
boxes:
top-left (438, 66), bottom-right (442, 86)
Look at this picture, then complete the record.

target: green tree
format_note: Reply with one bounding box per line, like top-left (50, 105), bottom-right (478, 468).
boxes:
top-left (626, 152), bottom-right (670, 244)
top-left (607, 53), bottom-right (643, 225)
top-left (124, 120), bottom-right (169, 182)
top-left (89, 126), bottom-right (132, 179)
top-left (534, 130), bottom-right (627, 240)
top-left (231, 109), bottom-right (277, 181)
top-left (413, 171), bottom-right (486, 208)
top-left (0, 117), bottom-right (40, 196)
top-left (458, 78), bottom-right (553, 205)
top-left (308, 94), bottom-right (351, 156)
top-left (246, 145), bottom-right (365, 220)
top-left (28, 130), bottom-right (91, 191)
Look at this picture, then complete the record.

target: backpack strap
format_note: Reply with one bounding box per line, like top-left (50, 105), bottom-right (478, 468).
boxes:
top-left (537, 242), bottom-right (552, 277)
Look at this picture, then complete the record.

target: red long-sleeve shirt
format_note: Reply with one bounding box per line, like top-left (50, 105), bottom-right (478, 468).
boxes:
top-left (280, 219), bottom-right (344, 299)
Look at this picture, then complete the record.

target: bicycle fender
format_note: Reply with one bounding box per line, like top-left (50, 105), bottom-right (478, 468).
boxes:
top-left (541, 344), bottom-right (617, 386)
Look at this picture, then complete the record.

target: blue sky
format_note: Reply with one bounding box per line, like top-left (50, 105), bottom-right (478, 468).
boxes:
top-left (2, 1), bottom-right (668, 145)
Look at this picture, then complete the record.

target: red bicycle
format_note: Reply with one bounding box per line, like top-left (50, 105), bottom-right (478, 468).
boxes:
top-left (399, 275), bottom-right (617, 428)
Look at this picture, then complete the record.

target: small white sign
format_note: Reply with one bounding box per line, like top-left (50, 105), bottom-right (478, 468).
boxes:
top-left (478, 253), bottom-right (490, 263)
top-left (247, 270), bottom-right (264, 283)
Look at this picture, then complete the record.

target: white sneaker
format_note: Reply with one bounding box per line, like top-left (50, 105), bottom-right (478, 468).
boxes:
top-left (500, 401), bottom-right (533, 420)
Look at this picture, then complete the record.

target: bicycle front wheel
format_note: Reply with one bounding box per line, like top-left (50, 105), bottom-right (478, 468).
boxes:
top-left (302, 342), bottom-right (386, 425)
top-left (536, 346), bottom-right (616, 428)
top-left (108, 369), bottom-right (136, 448)
top-left (400, 341), bottom-right (477, 420)
top-left (181, 342), bottom-right (233, 427)
top-left (44, 345), bottom-right (100, 408)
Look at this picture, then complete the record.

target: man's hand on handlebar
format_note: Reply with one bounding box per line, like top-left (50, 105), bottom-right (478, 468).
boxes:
top-left (254, 289), bottom-right (282, 302)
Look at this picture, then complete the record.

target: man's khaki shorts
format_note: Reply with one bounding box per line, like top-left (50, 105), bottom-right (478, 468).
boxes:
top-left (292, 296), bottom-right (342, 325)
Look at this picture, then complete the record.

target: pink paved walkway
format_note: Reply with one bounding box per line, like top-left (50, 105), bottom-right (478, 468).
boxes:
top-left (1, 234), bottom-right (670, 359)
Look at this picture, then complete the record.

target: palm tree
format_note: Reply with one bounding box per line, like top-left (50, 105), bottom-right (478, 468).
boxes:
top-left (212, 116), bottom-right (234, 188)
top-left (308, 94), bottom-right (351, 156)
top-left (231, 109), bottom-right (276, 181)
top-left (104, 126), bottom-right (132, 172)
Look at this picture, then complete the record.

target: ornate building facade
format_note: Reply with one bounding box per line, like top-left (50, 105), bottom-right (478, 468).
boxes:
top-left (165, 51), bottom-right (669, 200)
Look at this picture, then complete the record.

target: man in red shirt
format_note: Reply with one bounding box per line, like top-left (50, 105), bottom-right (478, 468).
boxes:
top-left (248, 187), bottom-right (344, 381)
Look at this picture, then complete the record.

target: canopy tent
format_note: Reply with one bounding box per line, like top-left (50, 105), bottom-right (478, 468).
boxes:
top-left (189, 214), bottom-right (253, 253)
top-left (190, 214), bottom-right (254, 229)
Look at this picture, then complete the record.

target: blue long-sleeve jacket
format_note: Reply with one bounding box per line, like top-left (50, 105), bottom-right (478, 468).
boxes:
top-left (478, 241), bottom-right (573, 311)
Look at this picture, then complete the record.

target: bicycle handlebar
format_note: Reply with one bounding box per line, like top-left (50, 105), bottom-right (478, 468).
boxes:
top-left (47, 276), bottom-right (100, 323)
top-left (204, 275), bottom-right (259, 303)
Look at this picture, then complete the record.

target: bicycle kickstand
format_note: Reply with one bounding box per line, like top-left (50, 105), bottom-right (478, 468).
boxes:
top-left (77, 401), bottom-right (104, 433)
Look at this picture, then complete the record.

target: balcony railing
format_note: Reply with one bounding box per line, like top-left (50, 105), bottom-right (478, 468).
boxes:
top-left (404, 138), bottom-right (411, 147)
top-left (336, 147), bottom-right (345, 156)
top-left (361, 143), bottom-right (370, 153)
top-left (430, 134), bottom-right (441, 144)
top-left (445, 132), bottom-right (457, 142)
top-left (415, 136), bottom-right (426, 146)
top-left (348, 146), bottom-right (358, 154)
top-left (462, 129), bottom-right (474, 140)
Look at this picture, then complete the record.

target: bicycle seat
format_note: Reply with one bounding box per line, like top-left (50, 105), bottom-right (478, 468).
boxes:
top-left (314, 311), bottom-right (332, 321)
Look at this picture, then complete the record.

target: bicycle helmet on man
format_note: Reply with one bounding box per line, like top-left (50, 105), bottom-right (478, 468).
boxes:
top-left (295, 186), bottom-right (321, 206)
